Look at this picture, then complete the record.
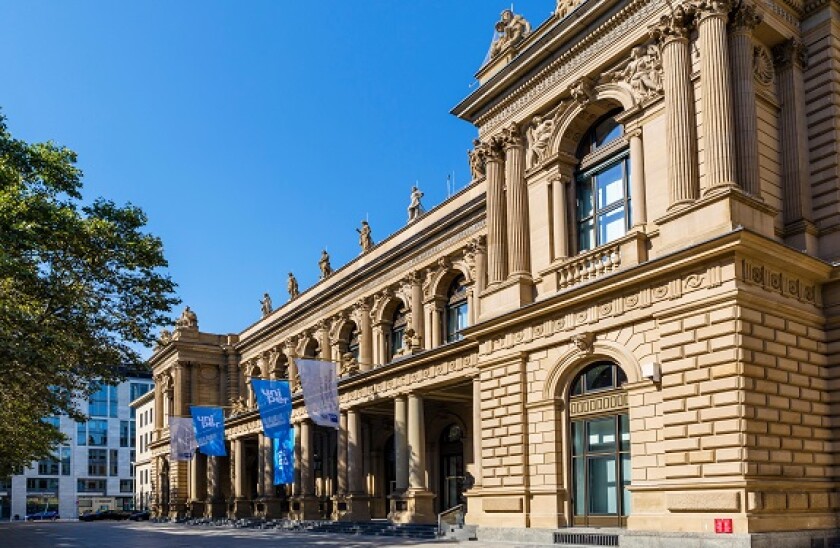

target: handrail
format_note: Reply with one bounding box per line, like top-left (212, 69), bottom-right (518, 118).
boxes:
top-left (437, 504), bottom-right (464, 537)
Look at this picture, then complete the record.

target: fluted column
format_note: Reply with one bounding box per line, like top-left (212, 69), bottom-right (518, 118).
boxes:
top-left (372, 322), bottom-right (388, 364)
top-left (259, 433), bottom-right (273, 498)
top-left (628, 129), bottom-right (648, 226)
top-left (409, 272), bottom-right (425, 349)
top-left (337, 411), bottom-right (348, 494)
top-left (300, 419), bottom-right (315, 497)
top-left (469, 236), bottom-right (486, 324)
top-left (480, 139), bottom-right (508, 284)
top-left (172, 364), bottom-right (185, 416)
top-left (729, 3), bottom-right (762, 196)
top-left (347, 409), bottom-right (364, 494)
top-left (234, 438), bottom-right (246, 499)
top-left (207, 456), bottom-right (221, 501)
top-left (356, 302), bottom-right (373, 371)
top-left (154, 380), bottom-right (164, 431)
top-left (283, 343), bottom-right (298, 392)
top-left (225, 346), bottom-right (239, 404)
top-left (394, 396), bottom-right (409, 491)
top-left (697, 0), bottom-right (737, 191)
top-left (407, 393), bottom-right (427, 490)
top-left (652, 7), bottom-right (699, 207)
top-left (429, 299), bottom-right (443, 347)
top-left (550, 175), bottom-right (569, 259)
top-left (318, 321), bottom-right (332, 362)
top-left (501, 122), bottom-right (531, 277)
top-left (293, 424), bottom-right (302, 496)
top-left (774, 39), bottom-right (814, 228)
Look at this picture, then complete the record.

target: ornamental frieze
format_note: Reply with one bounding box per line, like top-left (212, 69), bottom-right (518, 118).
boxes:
top-left (740, 259), bottom-right (819, 305)
top-left (479, 264), bottom-right (723, 355)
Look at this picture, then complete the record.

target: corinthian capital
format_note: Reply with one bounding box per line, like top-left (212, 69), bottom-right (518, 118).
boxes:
top-left (649, 5), bottom-right (695, 44)
top-left (729, 1), bottom-right (762, 31)
top-left (773, 39), bottom-right (808, 70)
top-left (499, 121), bottom-right (526, 149)
top-left (692, 0), bottom-right (734, 21)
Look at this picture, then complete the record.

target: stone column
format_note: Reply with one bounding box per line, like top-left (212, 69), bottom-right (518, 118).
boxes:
top-left (357, 302), bottom-right (373, 372)
top-left (283, 342), bottom-right (298, 392)
top-left (301, 420), bottom-right (314, 497)
top-left (171, 364), bottom-right (184, 417)
top-left (154, 379), bottom-right (164, 432)
top-left (319, 321), bottom-right (332, 362)
top-left (293, 424), bottom-right (302, 496)
top-left (224, 346), bottom-right (239, 404)
top-left (259, 433), bottom-right (272, 498)
top-left (550, 175), bottom-right (569, 259)
top-left (628, 130), bottom-right (648, 226)
top-left (697, 0), bottom-right (737, 191)
top-left (372, 322), bottom-right (388, 365)
top-left (501, 122), bottom-right (531, 277)
top-left (482, 139), bottom-right (508, 284)
top-left (652, 7), bottom-right (699, 207)
top-left (729, 3), bottom-right (762, 196)
top-left (774, 39), bottom-right (815, 243)
top-left (394, 396), bottom-right (409, 492)
top-left (234, 438), bottom-right (246, 499)
top-left (409, 272), bottom-right (425, 349)
top-left (347, 409), bottom-right (363, 494)
top-left (190, 364), bottom-right (199, 409)
top-left (428, 300), bottom-right (443, 347)
top-left (407, 394), bottom-right (426, 490)
top-left (337, 412), bottom-right (348, 494)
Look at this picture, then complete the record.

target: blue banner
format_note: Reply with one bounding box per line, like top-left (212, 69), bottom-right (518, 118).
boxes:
top-left (190, 406), bottom-right (226, 456)
top-left (273, 427), bottom-right (295, 485)
top-left (252, 378), bottom-right (292, 439)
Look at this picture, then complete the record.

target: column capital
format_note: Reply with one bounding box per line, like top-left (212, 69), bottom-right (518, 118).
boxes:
top-left (692, 0), bottom-right (734, 22)
top-left (728, 1), bottom-right (762, 32)
top-left (649, 5), bottom-right (694, 44)
top-left (472, 137), bottom-right (505, 165)
top-left (773, 39), bottom-right (808, 70)
top-left (499, 121), bottom-right (526, 150)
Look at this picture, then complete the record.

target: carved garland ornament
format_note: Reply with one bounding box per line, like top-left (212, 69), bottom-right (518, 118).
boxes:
top-left (753, 45), bottom-right (775, 86)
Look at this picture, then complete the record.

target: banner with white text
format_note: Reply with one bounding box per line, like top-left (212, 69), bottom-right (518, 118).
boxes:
top-left (273, 427), bottom-right (295, 485)
top-left (169, 417), bottom-right (196, 461)
top-left (252, 378), bottom-right (292, 439)
top-left (295, 358), bottom-right (339, 429)
top-left (190, 406), bottom-right (227, 456)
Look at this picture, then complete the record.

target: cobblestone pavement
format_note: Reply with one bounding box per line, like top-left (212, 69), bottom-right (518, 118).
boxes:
top-left (0, 521), bottom-right (466, 548)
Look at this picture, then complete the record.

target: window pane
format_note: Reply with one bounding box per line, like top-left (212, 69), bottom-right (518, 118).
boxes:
top-left (588, 456), bottom-right (618, 514)
top-left (577, 180), bottom-right (593, 219)
top-left (621, 453), bottom-right (632, 516)
top-left (110, 449), bottom-right (119, 476)
top-left (573, 457), bottom-right (585, 516)
top-left (89, 385), bottom-right (109, 417)
top-left (109, 386), bottom-right (118, 418)
top-left (587, 417), bottom-right (616, 453)
top-left (585, 363), bottom-right (614, 392)
top-left (598, 206), bottom-right (626, 245)
top-left (77, 422), bottom-right (86, 446)
top-left (88, 420), bottom-right (108, 446)
top-left (596, 163), bottom-right (624, 209)
top-left (594, 118), bottom-right (622, 149)
top-left (578, 219), bottom-right (594, 252)
top-left (120, 421), bottom-right (129, 448)
top-left (620, 414), bottom-right (630, 451)
top-left (88, 449), bottom-right (107, 476)
top-left (572, 421), bottom-right (584, 456)
top-left (60, 447), bottom-right (71, 476)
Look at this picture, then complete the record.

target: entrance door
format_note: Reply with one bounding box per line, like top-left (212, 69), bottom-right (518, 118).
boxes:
top-left (439, 424), bottom-right (464, 511)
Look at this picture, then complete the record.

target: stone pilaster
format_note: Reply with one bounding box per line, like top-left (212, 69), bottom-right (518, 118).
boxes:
top-left (205, 455), bottom-right (226, 518)
top-left (394, 395), bottom-right (409, 492)
top-left (651, 6), bottom-right (699, 208)
top-left (346, 408), bottom-right (370, 520)
top-left (405, 393), bottom-right (435, 523)
top-left (501, 122), bottom-right (531, 278)
top-left (231, 438), bottom-right (249, 518)
top-left (283, 340), bottom-right (299, 392)
top-left (408, 272), bottom-right (425, 349)
top-left (337, 412), bottom-right (348, 494)
top-left (696, 0), bottom-right (738, 191)
top-left (628, 129), bottom-right (648, 226)
top-left (774, 39), bottom-right (817, 253)
top-left (356, 301), bottom-right (373, 372)
top-left (728, 2), bottom-right (762, 197)
top-left (549, 175), bottom-right (569, 260)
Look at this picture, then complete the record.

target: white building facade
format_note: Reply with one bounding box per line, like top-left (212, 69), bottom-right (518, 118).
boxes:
top-left (6, 371), bottom-right (153, 519)
top-left (131, 389), bottom-right (155, 512)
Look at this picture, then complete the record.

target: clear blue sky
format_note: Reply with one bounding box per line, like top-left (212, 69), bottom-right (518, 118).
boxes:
top-left (1, 1), bottom-right (553, 356)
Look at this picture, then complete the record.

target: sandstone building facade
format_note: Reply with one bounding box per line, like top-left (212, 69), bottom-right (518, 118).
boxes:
top-left (148, 1), bottom-right (840, 545)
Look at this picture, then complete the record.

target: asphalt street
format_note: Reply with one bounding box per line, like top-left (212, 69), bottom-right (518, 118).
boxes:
top-left (0, 521), bottom-right (462, 548)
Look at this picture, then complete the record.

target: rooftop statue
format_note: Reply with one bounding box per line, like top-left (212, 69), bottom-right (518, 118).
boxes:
top-left (319, 249), bottom-right (333, 279)
top-left (356, 220), bottom-right (373, 253)
top-left (287, 272), bottom-right (299, 300)
top-left (260, 292), bottom-right (273, 317)
top-left (489, 9), bottom-right (531, 58)
top-left (556, 0), bottom-right (580, 18)
top-left (407, 185), bottom-right (424, 223)
top-left (175, 306), bottom-right (198, 329)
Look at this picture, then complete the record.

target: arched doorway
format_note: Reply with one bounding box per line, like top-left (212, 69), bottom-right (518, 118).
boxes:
top-left (439, 424), bottom-right (464, 511)
top-left (568, 361), bottom-right (630, 527)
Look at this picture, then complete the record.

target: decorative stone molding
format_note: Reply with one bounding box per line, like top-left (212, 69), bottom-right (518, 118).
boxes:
top-left (556, 0), bottom-right (582, 18)
top-left (572, 332), bottom-right (595, 353)
top-left (730, 1), bottom-right (763, 30)
top-left (499, 121), bottom-right (526, 149)
top-left (649, 5), bottom-right (695, 44)
top-left (773, 39), bottom-right (808, 69)
top-left (556, 243), bottom-right (622, 290)
top-left (610, 44), bottom-right (663, 102)
top-left (740, 258), bottom-right (819, 305)
top-left (570, 75), bottom-right (597, 106)
top-left (753, 45), bottom-right (775, 86)
top-left (692, 0), bottom-right (735, 20)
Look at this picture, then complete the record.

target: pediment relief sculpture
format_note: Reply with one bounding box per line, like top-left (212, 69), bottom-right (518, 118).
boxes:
top-left (489, 9), bottom-right (531, 58)
top-left (175, 306), bottom-right (198, 330)
top-left (556, 0), bottom-right (581, 18)
top-left (610, 45), bottom-right (663, 102)
top-left (155, 328), bottom-right (173, 351)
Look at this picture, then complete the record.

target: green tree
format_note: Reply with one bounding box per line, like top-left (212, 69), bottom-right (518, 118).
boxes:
top-left (0, 113), bottom-right (178, 476)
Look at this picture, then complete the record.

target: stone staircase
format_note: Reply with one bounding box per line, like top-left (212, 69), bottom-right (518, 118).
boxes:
top-left (302, 520), bottom-right (438, 540)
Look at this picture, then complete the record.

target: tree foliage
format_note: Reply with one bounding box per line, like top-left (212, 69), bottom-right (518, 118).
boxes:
top-left (0, 113), bottom-right (179, 476)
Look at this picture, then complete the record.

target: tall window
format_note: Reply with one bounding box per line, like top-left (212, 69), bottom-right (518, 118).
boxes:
top-left (120, 420), bottom-right (135, 447)
top-left (347, 323), bottom-right (360, 362)
top-left (89, 384), bottom-right (118, 417)
top-left (110, 449), bottom-right (119, 476)
top-left (569, 361), bottom-right (630, 527)
top-left (60, 447), bottom-right (71, 476)
top-left (444, 275), bottom-right (468, 343)
top-left (86, 419), bottom-right (108, 446)
top-left (575, 113), bottom-right (630, 253)
top-left (88, 449), bottom-right (107, 476)
top-left (389, 304), bottom-right (407, 360)
top-left (37, 456), bottom-right (59, 476)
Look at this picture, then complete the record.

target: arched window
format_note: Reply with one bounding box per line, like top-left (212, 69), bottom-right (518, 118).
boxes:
top-left (569, 361), bottom-right (630, 527)
top-left (575, 111), bottom-right (631, 253)
top-left (444, 275), bottom-right (468, 343)
top-left (389, 304), bottom-right (407, 361)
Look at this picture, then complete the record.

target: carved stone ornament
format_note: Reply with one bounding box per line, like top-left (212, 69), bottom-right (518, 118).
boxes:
top-left (572, 332), bottom-right (595, 353)
top-left (612, 45), bottom-right (663, 102)
top-left (556, 0), bottom-right (581, 18)
top-left (175, 306), bottom-right (198, 329)
top-left (729, 1), bottom-right (762, 31)
top-left (287, 272), bottom-right (299, 299)
top-left (649, 5), bottom-right (695, 44)
top-left (319, 250), bottom-right (332, 279)
top-left (489, 9), bottom-right (531, 58)
top-left (357, 221), bottom-right (374, 253)
top-left (571, 76), bottom-right (596, 106)
top-left (340, 352), bottom-right (359, 377)
top-left (753, 44), bottom-right (774, 86)
top-left (407, 185), bottom-right (424, 223)
top-left (526, 112), bottom-right (557, 168)
top-left (773, 39), bottom-right (808, 70)
top-left (692, 0), bottom-right (734, 21)
top-left (155, 328), bottom-right (173, 350)
top-left (260, 292), bottom-right (273, 317)
top-left (500, 121), bottom-right (526, 149)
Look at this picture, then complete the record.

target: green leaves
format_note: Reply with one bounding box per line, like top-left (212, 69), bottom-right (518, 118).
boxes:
top-left (0, 112), bottom-right (179, 476)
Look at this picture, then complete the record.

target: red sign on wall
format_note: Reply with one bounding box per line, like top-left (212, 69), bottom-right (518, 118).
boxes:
top-left (714, 518), bottom-right (733, 534)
